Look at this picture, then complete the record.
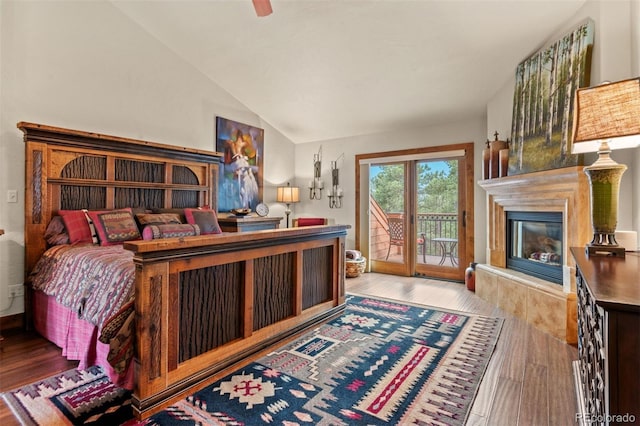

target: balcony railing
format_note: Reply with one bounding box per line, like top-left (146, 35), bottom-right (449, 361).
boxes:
top-left (416, 213), bottom-right (458, 256)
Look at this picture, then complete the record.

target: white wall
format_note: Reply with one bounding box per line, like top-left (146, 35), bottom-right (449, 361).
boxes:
top-left (486, 0), bottom-right (640, 248)
top-left (292, 115), bottom-right (488, 260)
top-left (0, 1), bottom-right (295, 317)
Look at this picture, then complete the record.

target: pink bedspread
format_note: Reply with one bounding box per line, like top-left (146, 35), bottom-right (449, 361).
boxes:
top-left (32, 290), bottom-right (134, 389)
top-left (29, 244), bottom-right (136, 388)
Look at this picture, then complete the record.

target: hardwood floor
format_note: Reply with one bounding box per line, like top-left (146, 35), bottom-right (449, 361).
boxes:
top-left (0, 272), bottom-right (578, 425)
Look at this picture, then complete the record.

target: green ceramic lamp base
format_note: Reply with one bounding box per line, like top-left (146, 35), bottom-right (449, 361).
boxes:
top-left (583, 144), bottom-right (627, 258)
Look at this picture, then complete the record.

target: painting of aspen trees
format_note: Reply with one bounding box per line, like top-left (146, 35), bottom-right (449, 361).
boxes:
top-left (508, 19), bottom-right (594, 175)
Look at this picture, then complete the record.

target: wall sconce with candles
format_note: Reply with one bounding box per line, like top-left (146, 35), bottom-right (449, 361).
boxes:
top-left (329, 153), bottom-right (344, 208)
top-left (309, 146), bottom-right (324, 199)
top-left (571, 77), bottom-right (640, 257)
top-left (276, 182), bottom-right (300, 228)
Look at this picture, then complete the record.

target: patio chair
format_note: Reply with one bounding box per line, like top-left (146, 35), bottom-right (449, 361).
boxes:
top-left (385, 216), bottom-right (427, 262)
top-left (385, 217), bottom-right (404, 260)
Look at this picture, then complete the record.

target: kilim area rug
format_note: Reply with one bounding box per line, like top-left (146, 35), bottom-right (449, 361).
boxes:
top-left (1, 364), bottom-right (132, 425)
top-left (3, 294), bottom-right (503, 425)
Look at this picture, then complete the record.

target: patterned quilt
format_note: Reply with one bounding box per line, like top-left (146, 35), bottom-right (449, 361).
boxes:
top-left (30, 244), bottom-right (136, 372)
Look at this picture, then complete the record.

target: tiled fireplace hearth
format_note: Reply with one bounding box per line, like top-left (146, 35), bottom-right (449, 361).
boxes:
top-left (477, 166), bottom-right (591, 343)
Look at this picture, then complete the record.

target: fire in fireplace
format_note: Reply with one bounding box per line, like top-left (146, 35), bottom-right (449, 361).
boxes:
top-left (506, 211), bottom-right (563, 284)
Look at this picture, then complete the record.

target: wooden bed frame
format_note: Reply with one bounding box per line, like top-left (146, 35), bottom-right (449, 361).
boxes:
top-left (20, 122), bottom-right (348, 419)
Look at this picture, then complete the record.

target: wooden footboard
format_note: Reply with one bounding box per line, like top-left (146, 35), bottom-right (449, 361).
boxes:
top-left (124, 225), bottom-right (348, 419)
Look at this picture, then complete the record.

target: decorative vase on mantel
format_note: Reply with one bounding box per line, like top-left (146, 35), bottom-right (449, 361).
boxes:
top-left (465, 262), bottom-right (477, 292)
top-left (486, 131), bottom-right (509, 179)
top-left (482, 141), bottom-right (491, 180)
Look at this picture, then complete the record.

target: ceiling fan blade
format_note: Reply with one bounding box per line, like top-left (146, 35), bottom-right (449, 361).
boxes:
top-left (252, 0), bottom-right (273, 17)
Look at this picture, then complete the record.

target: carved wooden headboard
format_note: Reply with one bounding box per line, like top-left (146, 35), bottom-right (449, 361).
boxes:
top-left (19, 121), bottom-right (222, 275)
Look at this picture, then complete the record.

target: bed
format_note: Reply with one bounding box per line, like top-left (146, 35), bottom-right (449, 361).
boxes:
top-left (21, 122), bottom-right (348, 419)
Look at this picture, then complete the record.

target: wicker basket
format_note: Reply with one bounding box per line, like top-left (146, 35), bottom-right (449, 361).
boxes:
top-left (346, 257), bottom-right (366, 278)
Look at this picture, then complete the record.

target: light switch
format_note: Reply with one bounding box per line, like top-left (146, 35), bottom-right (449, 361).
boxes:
top-left (7, 190), bottom-right (18, 203)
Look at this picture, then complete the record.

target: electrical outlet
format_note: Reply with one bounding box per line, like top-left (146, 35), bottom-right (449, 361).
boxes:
top-left (7, 190), bottom-right (18, 203)
top-left (9, 284), bottom-right (24, 297)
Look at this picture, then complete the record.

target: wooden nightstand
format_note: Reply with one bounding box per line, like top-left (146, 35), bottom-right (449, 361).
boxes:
top-left (217, 216), bottom-right (282, 232)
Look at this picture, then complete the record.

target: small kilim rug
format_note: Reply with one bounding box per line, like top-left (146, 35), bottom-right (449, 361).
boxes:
top-left (3, 294), bottom-right (502, 425)
top-left (1, 365), bottom-right (132, 425)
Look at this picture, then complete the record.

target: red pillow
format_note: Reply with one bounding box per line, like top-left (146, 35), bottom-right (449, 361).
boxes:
top-left (184, 208), bottom-right (222, 235)
top-left (59, 209), bottom-right (95, 244)
top-left (297, 218), bottom-right (326, 227)
top-left (87, 208), bottom-right (140, 246)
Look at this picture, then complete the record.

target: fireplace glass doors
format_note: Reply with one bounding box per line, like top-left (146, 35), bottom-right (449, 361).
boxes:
top-left (506, 211), bottom-right (563, 284)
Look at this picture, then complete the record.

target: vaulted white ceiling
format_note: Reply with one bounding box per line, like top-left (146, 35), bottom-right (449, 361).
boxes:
top-left (112, 0), bottom-right (587, 144)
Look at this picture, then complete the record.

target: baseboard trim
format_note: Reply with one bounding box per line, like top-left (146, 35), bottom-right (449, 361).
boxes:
top-left (0, 313), bottom-right (24, 332)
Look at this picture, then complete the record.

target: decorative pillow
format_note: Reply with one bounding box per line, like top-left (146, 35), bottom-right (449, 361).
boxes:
top-left (142, 223), bottom-right (200, 240)
top-left (44, 216), bottom-right (70, 246)
top-left (87, 209), bottom-right (140, 246)
top-left (135, 213), bottom-right (182, 226)
top-left (297, 217), bottom-right (326, 227)
top-left (184, 208), bottom-right (222, 235)
top-left (59, 209), bottom-right (94, 244)
top-left (151, 208), bottom-right (187, 223)
top-left (131, 207), bottom-right (151, 216)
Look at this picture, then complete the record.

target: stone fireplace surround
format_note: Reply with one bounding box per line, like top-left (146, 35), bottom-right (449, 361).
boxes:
top-left (477, 166), bottom-right (591, 343)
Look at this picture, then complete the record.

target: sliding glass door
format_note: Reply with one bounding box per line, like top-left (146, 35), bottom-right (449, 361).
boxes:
top-left (414, 158), bottom-right (463, 279)
top-left (368, 161), bottom-right (410, 276)
top-left (356, 144), bottom-right (473, 281)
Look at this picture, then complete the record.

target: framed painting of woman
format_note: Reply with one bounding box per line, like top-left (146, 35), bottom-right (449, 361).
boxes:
top-left (216, 117), bottom-right (264, 212)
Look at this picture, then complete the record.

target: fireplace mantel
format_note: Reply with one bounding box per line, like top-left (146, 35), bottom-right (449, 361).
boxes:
top-left (478, 166), bottom-right (591, 293)
top-left (476, 166), bottom-right (591, 343)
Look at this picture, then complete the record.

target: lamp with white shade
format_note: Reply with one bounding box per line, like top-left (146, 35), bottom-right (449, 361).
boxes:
top-left (276, 182), bottom-right (300, 228)
top-left (571, 77), bottom-right (640, 257)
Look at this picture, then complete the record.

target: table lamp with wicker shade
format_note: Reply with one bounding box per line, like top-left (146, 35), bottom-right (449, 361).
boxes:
top-left (571, 77), bottom-right (640, 257)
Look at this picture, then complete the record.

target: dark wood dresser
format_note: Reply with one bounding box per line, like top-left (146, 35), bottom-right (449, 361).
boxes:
top-left (572, 247), bottom-right (640, 425)
top-left (217, 215), bottom-right (282, 232)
